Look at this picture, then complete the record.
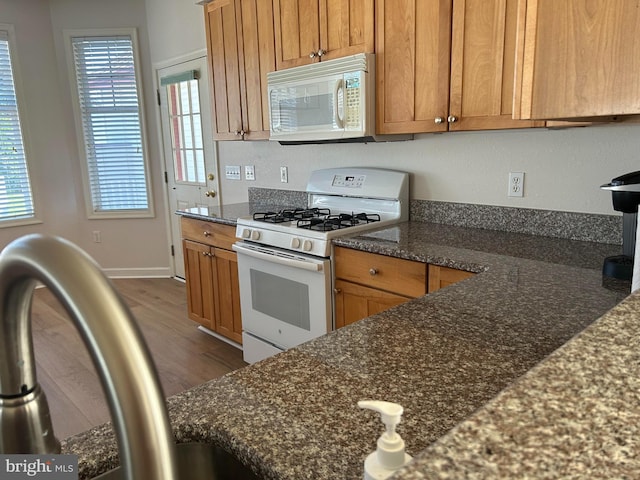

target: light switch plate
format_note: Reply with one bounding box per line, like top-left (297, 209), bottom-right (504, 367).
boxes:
top-left (225, 165), bottom-right (241, 180)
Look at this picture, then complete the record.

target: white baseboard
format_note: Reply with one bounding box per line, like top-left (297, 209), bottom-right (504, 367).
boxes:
top-left (101, 267), bottom-right (173, 278)
top-left (197, 326), bottom-right (243, 351)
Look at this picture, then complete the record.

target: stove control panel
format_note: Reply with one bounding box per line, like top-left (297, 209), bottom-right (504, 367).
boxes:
top-left (240, 228), bottom-right (261, 241)
top-left (290, 238), bottom-right (313, 252)
top-left (332, 174), bottom-right (366, 188)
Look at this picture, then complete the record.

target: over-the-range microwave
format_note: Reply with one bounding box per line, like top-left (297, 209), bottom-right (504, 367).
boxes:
top-left (267, 53), bottom-right (410, 144)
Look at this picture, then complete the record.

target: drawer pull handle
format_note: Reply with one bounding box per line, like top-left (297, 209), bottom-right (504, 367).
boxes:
top-left (369, 268), bottom-right (378, 276)
top-left (203, 231), bottom-right (211, 237)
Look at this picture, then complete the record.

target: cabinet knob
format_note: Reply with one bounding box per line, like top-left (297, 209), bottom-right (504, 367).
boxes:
top-left (447, 115), bottom-right (458, 123)
top-left (234, 130), bottom-right (241, 136)
top-left (201, 251), bottom-right (211, 257)
top-left (369, 268), bottom-right (378, 276)
top-left (204, 190), bottom-right (216, 198)
top-left (203, 231), bottom-right (211, 237)
top-left (309, 51), bottom-right (317, 58)
top-left (317, 49), bottom-right (326, 57)
top-left (333, 288), bottom-right (342, 294)
top-left (434, 117), bottom-right (444, 124)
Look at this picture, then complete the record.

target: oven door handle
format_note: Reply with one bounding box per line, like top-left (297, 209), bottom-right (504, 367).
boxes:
top-left (232, 243), bottom-right (324, 272)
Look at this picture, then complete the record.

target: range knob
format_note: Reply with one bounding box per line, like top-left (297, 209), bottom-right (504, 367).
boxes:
top-left (250, 230), bottom-right (261, 241)
top-left (291, 238), bottom-right (301, 249)
top-left (241, 228), bottom-right (251, 239)
top-left (302, 239), bottom-right (312, 252)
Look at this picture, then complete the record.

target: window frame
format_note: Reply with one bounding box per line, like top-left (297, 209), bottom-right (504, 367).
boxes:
top-left (64, 28), bottom-right (154, 219)
top-left (0, 23), bottom-right (40, 228)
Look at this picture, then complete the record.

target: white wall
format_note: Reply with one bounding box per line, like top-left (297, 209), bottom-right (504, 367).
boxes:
top-left (0, 0), bottom-right (172, 276)
top-left (0, 0), bottom-right (83, 250)
top-left (144, 0), bottom-right (206, 65)
top-left (216, 124), bottom-right (639, 215)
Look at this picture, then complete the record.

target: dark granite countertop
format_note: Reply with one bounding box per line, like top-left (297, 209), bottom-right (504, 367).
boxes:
top-left (176, 203), bottom-right (251, 225)
top-left (62, 220), bottom-right (634, 479)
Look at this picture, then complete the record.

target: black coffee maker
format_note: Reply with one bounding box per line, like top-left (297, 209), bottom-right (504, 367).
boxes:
top-left (601, 170), bottom-right (640, 280)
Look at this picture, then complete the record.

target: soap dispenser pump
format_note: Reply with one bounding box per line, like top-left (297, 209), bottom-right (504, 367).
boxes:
top-left (358, 400), bottom-right (412, 480)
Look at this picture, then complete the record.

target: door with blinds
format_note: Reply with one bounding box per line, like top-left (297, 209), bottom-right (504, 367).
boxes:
top-left (157, 56), bottom-right (219, 278)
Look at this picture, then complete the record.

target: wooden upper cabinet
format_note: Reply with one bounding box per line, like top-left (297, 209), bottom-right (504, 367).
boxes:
top-left (449, 0), bottom-right (543, 130)
top-left (513, 0), bottom-right (640, 120)
top-left (376, 0), bottom-right (452, 134)
top-left (205, 0), bottom-right (275, 140)
top-left (377, 0), bottom-right (542, 135)
top-left (273, 0), bottom-right (374, 70)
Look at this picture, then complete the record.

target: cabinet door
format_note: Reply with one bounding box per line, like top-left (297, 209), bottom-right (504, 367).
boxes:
top-left (513, 0), bottom-right (640, 120)
top-left (376, 0), bottom-right (453, 134)
top-left (212, 248), bottom-right (243, 344)
top-left (319, 0), bottom-right (374, 61)
top-left (274, 0), bottom-right (374, 69)
top-left (183, 240), bottom-right (215, 329)
top-left (237, 0), bottom-right (275, 140)
top-left (206, 0), bottom-right (244, 140)
top-left (428, 264), bottom-right (475, 293)
top-left (334, 279), bottom-right (412, 328)
top-left (273, 0), bottom-right (321, 69)
top-left (449, 0), bottom-right (543, 130)
top-left (206, 0), bottom-right (274, 140)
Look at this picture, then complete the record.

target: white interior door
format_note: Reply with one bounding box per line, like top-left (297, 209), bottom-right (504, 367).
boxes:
top-left (157, 56), bottom-right (219, 278)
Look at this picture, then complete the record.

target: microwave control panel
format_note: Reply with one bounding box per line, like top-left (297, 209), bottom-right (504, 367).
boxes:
top-left (344, 73), bottom-right (362, 129)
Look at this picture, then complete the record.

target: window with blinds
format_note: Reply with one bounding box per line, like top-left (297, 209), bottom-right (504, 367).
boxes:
top-left (69, 31), bottom-right (151, 216)
top-left (0, 28), bottom-right (35, 223)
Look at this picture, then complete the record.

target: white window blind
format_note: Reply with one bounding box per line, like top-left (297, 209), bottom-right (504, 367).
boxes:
top-left (70, 34), bottom-right (150, 213)
top-left (0, 29), bottom-right (35, 222)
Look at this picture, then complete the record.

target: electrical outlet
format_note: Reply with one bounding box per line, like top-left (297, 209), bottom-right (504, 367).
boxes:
top-left (508, 172), bottom-right (525, 197)
top-left (244, 165), bottom-right (255, 181)
top-left (225, 165), bottom-right (241, 180)
top-left (280, 166), bottom-right (288, 183)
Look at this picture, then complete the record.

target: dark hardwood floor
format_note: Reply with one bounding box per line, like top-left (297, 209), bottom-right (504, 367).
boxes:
top-left (30, 277), bottom-right (247, 440)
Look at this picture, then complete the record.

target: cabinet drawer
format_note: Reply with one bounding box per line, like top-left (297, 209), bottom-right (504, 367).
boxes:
top-left (180, 217), bottom-right (236, 250)
top-left (334, 247), bottom-right (426, 297)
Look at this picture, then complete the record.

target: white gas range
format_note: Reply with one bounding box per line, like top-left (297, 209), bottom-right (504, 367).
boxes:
top-left (232, 167), bottom-right (409, 364)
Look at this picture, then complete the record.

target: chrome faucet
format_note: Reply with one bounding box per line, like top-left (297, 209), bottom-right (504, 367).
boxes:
top-left (0, 234), bottom-right (177, 479)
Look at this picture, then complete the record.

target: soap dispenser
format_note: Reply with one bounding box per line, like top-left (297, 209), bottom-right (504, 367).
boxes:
top-left (358, 400), bottom-right (412, 480)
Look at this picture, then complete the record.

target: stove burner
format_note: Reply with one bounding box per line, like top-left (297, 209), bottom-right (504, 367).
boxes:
top-left (297, 213), bottom-right (381, 231)
top-left (253, 208), bottom-right (331, 223)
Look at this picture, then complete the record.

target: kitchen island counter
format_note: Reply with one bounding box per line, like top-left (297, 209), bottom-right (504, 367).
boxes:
top-left (63, 221), bottom-right (634, 479)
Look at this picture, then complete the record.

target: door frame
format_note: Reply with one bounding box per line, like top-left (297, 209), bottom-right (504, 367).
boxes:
top-left (153, 50), bottom-right (220, 278)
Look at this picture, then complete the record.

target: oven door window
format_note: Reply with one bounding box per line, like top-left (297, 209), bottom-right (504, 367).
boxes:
top-left (249, 269), bottom-right (310, 331)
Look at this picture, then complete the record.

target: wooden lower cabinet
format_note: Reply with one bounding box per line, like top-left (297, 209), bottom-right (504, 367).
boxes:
top-left (184, 239), bottom-right (216, 329)
top-left (211, 247), bottom-right (242, 343)
top-left (333, 246), bottom-right (476, 328)
top-left (334, 279), bottom-right (412, 329)
top-left (182, 218), bottom-right (242, 344)
top-left (333, 246), bottom-right (427, 328)
top-left (428, 264), bottom-right (475, 293)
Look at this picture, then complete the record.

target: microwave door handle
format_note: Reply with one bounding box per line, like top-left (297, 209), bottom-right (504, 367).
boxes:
top-left (334, 78), bottom-right (344, 129)
top-left (232, 243), bottom-right (323, 272)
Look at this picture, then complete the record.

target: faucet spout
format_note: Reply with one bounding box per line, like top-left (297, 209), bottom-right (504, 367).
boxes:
top-left (0, 234), bottom-right (177, 479)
